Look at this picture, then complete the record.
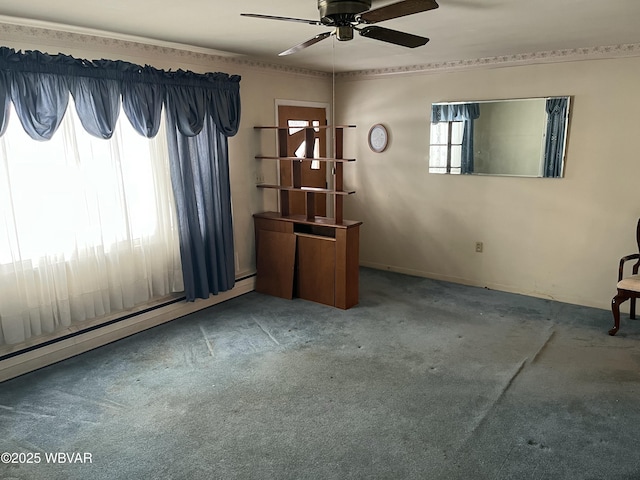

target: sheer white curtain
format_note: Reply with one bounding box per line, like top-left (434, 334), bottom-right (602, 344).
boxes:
top-left (0, 100), bottom-right (183, 346)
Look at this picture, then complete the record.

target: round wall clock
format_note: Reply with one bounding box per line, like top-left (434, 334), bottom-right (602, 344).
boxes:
top-left (368, 123), bottom-right (388, 153)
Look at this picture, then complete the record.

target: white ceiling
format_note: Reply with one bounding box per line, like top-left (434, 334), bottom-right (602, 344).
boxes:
top-left (1, 0), bottom-right (640, 73)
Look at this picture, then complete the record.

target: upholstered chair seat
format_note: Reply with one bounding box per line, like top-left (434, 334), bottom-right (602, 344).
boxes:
top-left (610, 219), bottom-right (640, 335)
top-left (617, 275), bottom-right (640, 292)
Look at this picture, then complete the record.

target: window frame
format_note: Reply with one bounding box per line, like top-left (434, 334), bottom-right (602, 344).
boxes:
top-left (429, 120), bottom-right (464, 175)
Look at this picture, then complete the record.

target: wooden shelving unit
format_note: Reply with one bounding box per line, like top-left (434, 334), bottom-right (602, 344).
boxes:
top-left (253, 124), bottom-right (361, 309)
top-left (254, 125), bottom-right (356, 224)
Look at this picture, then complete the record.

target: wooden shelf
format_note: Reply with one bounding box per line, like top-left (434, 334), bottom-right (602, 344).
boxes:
top-left (254, 123), bottom-right (355, 223)
top-left (257, 184), bottom-right (355, 195)
top-left (254, 212), bottom-right (361, 229)
top-left (255, 155), bottom-right (356, 163)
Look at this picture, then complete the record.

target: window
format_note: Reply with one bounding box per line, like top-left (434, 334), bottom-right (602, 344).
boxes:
top-left (429, 121), bottom-right (464, 174)
top-left (0, 100), bottom-right (178, 264)
top-left (0, 99), bottom-right (182, 346)
top-left (0, 45), bottom-right (241, 332)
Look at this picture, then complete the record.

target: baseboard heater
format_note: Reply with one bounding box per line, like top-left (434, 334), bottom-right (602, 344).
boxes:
top-left (0, 275), bottom-right (256, 383)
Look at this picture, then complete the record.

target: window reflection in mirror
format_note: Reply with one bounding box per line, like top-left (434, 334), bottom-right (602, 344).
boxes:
top-left (429, 97), bottom-right (570, 177)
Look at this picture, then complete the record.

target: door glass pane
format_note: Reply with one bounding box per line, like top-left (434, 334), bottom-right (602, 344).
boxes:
top-left (288, 120), bottom-right (309, 136)
top-left (311, 138), bottom-right (320, 169)
top-left (294, 140), bottom-right (306, 158)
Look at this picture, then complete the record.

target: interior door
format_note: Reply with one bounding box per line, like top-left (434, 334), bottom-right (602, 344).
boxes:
top-left (278, 105), bottom-right (328, 217)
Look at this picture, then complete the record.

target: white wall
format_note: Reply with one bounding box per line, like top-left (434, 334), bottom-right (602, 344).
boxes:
top-left (337, 57), bottom-right (640, 310)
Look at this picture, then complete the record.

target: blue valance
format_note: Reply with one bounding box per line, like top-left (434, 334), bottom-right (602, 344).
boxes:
top-left (0, 46), bottom-right (241, 140)
top-left (431, 103), bottom-right (480, 123)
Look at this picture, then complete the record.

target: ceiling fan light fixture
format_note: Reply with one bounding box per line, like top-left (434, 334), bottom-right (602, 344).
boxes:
top-left (336, 26), bottom-right (355, 41)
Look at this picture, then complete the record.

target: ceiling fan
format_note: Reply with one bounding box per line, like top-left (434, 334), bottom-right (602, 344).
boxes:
top-left (241, 0), bottom-right (439, 56)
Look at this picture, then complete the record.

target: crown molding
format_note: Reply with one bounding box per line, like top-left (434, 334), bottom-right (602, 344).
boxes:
top-left (0, 19), bottom-right (330, 79)
top-left (1, 18), bottom-right (638, 80)
top-left (337, 43), bottom-right (640, 78)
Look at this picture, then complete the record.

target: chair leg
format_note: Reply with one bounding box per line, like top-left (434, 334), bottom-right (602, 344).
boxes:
top-left (631, 297), bottom-right (636, 320)
top-left (610, 292), bottom-right (629, 336)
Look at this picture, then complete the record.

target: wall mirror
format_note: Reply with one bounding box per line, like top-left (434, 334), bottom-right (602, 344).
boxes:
top-left (429, 97), bottom-right (571, 177)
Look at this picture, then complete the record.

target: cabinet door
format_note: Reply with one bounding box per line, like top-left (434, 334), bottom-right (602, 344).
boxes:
top-left (296, 234), bottom-right (335, 307)
top-left (255, 229), bottom-right (296, 299)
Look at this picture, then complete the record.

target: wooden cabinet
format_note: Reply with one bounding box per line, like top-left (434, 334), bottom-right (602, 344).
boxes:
top-left (254, 213), bottom-right (360, 309)
top-left (253, 124), bottom-right (361, 309)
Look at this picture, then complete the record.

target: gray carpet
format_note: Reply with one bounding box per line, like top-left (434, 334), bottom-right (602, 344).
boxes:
top-left (1, 268), bottom-right (639, 480)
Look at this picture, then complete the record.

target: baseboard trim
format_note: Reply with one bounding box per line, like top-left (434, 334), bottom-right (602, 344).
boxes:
top-left (0, 276), bottom-right (256, 383)
top-left (360, 261), bottom-right (608, 311)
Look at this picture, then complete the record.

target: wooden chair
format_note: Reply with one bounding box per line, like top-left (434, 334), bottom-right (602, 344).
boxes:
top-left (610, 218), bottom-right (640, 335)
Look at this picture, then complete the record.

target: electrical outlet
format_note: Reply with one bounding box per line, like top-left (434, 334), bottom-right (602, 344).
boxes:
top-left (475, 242), bottom-right (483, 253)
top-left (255, 173), bottom-right (265, 184)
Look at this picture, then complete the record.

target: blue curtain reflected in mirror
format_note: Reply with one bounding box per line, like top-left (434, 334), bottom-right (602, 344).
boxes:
top-left (543, 97), bottom-right (569, 178)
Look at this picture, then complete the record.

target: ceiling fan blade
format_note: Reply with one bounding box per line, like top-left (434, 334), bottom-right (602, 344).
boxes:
top-left (358, 26), bottom-right (429, 48)
top-left (279, 31), bottom-right (333, 56)
top-left (241, 13), bottom-right (322, 26)
top-left (359, 0), bottom-right (439, 24)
